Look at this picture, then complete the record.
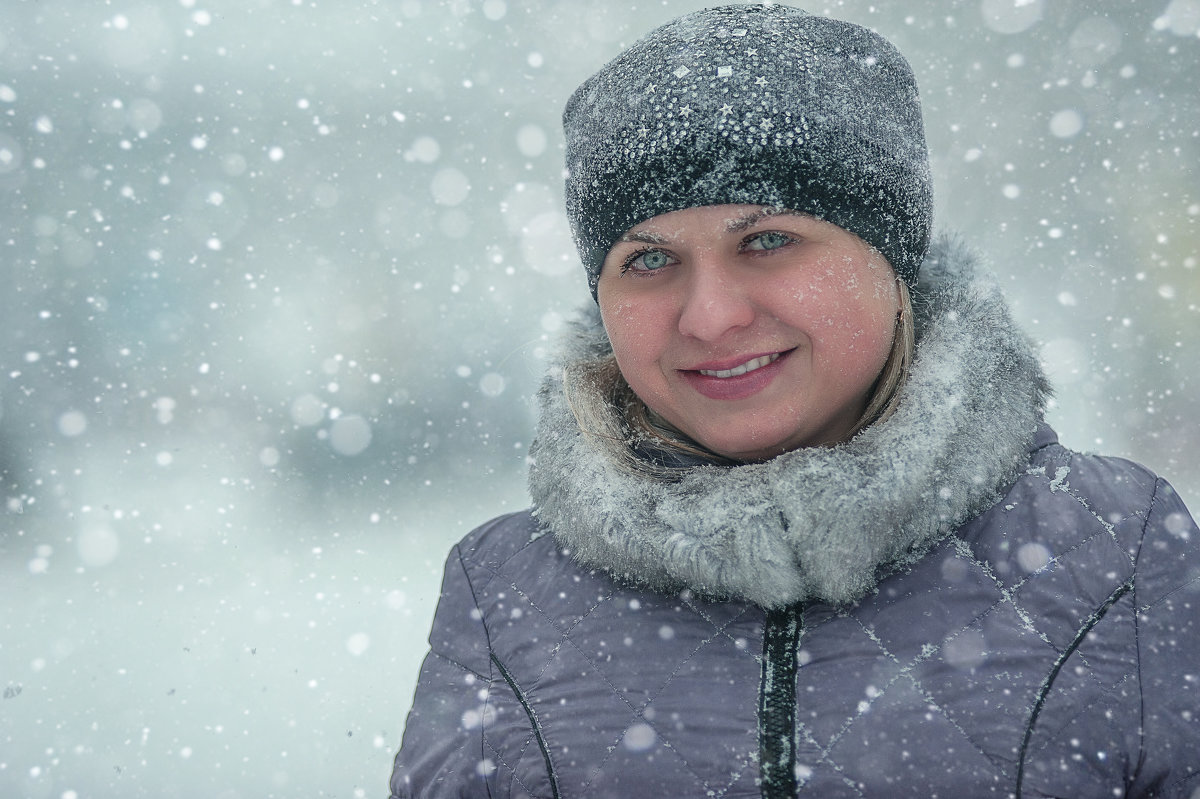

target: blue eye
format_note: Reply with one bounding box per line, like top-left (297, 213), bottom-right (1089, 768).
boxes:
top-left (745, 231), bottom-right (793, 251)
top-left (623, 248), bottom-right (672, 273)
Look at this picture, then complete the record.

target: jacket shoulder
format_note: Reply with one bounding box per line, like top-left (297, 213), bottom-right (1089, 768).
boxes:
top-left (962, 433), bottom-right (1193, 580)
top-left (445, 509), bottom-right (572, 598)
top-left (1028, 438), bottom-right (1162, 509)
top-left (455, 509), bottom-right (543, 564)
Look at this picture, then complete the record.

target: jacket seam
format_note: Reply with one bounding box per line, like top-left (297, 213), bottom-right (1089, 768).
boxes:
top-left (1116, 477), bottom-right (1200, 797)
top-left (470, 558), bottom-right (615, 686)
top-left (848, 601), bottom-right (1014, 777)
top-left (474, 548), bottom-right (791, 795)
top-left (489, 652), bottom-right (561, 799)
top-left (1127, 476), bottom-right (1160, 790)
top-left (458, 511), bottom-right (545, 598)
top-left (470, 546), bottom-right (766, 794)
top-left (454, 545), bottom-right (500, 799)
top-left (457, 543), bottom-right (562, 798)
top-left (1027, 437), bottom-right (1062, 458)
top-left (1014, 577), bottom-right (1134, 798)
top-left (490, 576), bottom-right (753, 795)
top-left (421, 649), bottom-right (488, 681)
top-left (484, 510), bottom-right (597, 580)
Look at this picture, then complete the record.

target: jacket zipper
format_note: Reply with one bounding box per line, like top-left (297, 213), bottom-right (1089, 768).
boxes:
top-left (759, 604), bottom-right (802, 798)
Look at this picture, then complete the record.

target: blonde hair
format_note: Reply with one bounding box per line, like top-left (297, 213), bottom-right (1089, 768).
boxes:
top-left (564, 280), bottom-right (915, 479)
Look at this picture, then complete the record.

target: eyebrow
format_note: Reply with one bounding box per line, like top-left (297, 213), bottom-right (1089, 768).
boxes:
top-left (619, 207), bottom-right (801, 244)
top-left (724, 206), bottom-right (797, 233)
top-left (618, 230), bottom-right (670, 245)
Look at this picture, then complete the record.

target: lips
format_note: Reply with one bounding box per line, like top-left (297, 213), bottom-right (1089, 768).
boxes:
top-left (681, 349), bottom-right (793, 401)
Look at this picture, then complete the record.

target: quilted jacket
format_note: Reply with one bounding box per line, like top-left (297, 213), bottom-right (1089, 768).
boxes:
top-left (389, 238), bottom-right (1200, 797)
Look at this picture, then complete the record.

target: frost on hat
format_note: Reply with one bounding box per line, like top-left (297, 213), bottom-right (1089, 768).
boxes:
top-left (563, 4), bottom-right (933, 299)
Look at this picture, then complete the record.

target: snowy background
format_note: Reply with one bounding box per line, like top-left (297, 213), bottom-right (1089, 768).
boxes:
top-left (1, 0), bottom-right (1197, 796)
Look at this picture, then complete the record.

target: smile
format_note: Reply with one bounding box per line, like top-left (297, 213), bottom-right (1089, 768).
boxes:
top-left (697, 353), bottom-right (782, 379)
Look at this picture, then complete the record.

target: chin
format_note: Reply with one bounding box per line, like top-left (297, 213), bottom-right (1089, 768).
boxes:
top-left (694, 432), bottom-right (798, 464)
top-left (693, 419), bottom-right (854, 462)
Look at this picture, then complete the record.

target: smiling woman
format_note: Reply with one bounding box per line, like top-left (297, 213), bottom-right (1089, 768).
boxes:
top-left (389, 5), bottom-right (1200, 798)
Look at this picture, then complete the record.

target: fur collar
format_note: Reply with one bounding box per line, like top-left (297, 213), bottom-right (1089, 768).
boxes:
top-left (527, 234), bottom-right (1051, 608)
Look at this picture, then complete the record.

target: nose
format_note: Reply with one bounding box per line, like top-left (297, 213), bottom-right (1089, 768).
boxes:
top-left (676, 258), bottom-right (755, 342)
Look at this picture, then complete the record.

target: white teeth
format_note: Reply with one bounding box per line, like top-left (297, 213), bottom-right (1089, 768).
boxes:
top-left (698, 353), bottom-right (781, 378)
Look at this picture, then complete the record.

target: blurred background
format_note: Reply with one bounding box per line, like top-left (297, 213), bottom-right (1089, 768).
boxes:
top-left (0, 0), bottom-right (1196, 796)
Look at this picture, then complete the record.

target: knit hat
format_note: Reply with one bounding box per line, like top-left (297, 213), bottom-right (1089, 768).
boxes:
top-left (563, 4), bottom-right (933, 299)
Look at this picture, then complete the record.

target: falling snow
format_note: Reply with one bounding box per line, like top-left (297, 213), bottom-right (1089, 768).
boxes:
top-left (0, 1), bottom-right (1197, 797)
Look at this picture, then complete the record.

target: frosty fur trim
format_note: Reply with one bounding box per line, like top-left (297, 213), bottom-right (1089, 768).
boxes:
top-left (527, 234), bottom-right (1051, 608)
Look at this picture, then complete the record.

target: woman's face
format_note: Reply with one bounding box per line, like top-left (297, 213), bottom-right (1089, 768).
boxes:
top-left (597, 204), bottom-right (900, 462)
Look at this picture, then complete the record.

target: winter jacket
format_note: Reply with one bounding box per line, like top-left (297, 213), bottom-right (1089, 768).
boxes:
top-left (389, 237), bottom-right (1200, 797)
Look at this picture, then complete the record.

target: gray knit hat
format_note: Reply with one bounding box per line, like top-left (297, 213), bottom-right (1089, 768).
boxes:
top-left (564, 4), bottom-right (932, 299)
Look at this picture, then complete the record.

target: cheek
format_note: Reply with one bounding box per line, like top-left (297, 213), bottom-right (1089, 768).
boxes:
top-left (806, 277), bottom-right (897, 366)
top-left (600, 299), bottom-right (668, 373)
top-left (602, 299), bottom-right (642, 345)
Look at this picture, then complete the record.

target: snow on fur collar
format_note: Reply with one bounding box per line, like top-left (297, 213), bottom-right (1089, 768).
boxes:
top-left (528, 234), bottom-right (1051, 608)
